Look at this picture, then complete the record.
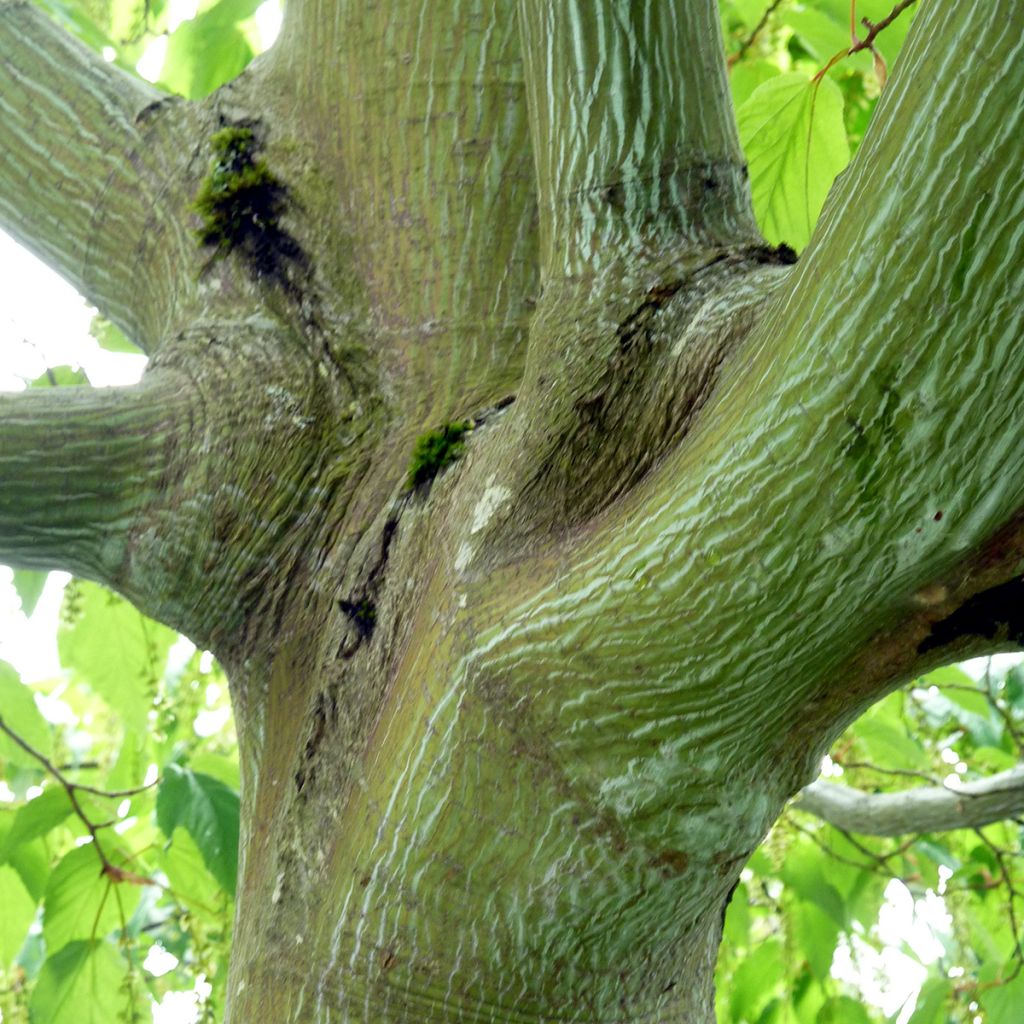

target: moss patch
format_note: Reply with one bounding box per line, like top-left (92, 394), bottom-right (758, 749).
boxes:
top-left (192, 124), bottom-right (303, 284)
top-left (406, 421), bottom-right (473, 490)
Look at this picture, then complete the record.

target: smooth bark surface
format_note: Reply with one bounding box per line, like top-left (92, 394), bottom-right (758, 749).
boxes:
top-left (1, 0), bottom-right (1024, 1020)
top-left (797, 767), bottom-right (1024, 837)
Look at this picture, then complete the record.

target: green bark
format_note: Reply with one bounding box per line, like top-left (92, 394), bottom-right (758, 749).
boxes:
top-left (1, 0), bottom-right (1023, 1021)
top-left (0, 375), bottom-right (186, 581)
top-left (0, 0), bottom-right (199, 349)
top-left (518, 0), bottom-right (757, 273)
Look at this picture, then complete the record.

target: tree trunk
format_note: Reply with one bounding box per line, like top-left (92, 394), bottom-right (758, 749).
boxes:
top-left (2, 0), bottom-right (1024, 1020)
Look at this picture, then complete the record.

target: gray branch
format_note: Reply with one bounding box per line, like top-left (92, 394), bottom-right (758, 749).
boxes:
top-left (794, 767), bottom-right (1024, 836)
top-left (0, 0), bottom-right (196, 351)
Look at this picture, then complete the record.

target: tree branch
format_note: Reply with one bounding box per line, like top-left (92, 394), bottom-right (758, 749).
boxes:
top-left (729, 0), bottom-right (786, 67)
top-left (1, 311), bottom-right (371, 658)
top-left (266, 0), bottom-right (540, 419)
top-left (517, 0), bottom-right (759, 275)
top-left (0, 373), bottom-right (196, 589)
top-left (458, 0), bottom-right (1024, 863)
top-left (814, 0), bottom-right (919, 82)
top-left (794, 767), bottom-right (1024, 836)
top-left (0, 0), bottom-right (196, 351)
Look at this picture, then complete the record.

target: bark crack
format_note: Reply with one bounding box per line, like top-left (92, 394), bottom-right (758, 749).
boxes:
top-left (337, 507), bottom-right (402, 659)
top-left (917, 576), bottom-right (1024, 654)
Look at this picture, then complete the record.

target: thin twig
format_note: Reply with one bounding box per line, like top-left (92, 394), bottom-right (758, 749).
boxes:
top-left (838, 758), bottom-right (944, 787)
top-left (980, 662), bottom-right (1024, 753)
top-left (813, 0), bottom-right (918, 81)
top-left (0, 716), bottom-right (156, 798)
top-left (788, 818), bottom-right (895, 881)
top-left (0, 714), bottom-right (157, 884)
top-left (972, 827), bottom-right (1024, 972)
top-left (729, 0), bottom-right (786, 67)
top-left (852, 0), bottom-right (918, 54)
top-left (56, 759), bottom-right (101, 771)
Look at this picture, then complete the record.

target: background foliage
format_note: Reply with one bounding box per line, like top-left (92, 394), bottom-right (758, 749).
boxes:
top-left (5, 1), bottom-right (1021, 1022)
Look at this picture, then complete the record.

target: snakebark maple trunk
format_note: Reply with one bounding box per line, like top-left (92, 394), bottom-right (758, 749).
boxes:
top-left (2, 0), bottom-right (1024, 1021)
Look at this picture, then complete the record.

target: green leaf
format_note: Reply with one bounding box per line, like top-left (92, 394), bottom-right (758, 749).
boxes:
top-left (160, 826), bottom-right (224, 914)
top-left (729, 59), bottom-right (782, 110)
top-left (853, 717), bottom-right (928, 770)
top-left (9, 837), bottom-right (51, 902)
top-left (793, 900), bottom-right (841, 979)
top-left (921, 665), bottom-right (976, 690)
top-left (912, 838), bottom-right (959, 871)
top-left (961, 903), bottom-right (1012, 962)
top-left (29, 0), bottom-right (115, 53)
top-left (197, 0), bottom-right (265, 21)
top-left (722, 881), bottom-right (751, 947)
top-left (0, 864), bottom-right (36, 964)
top-left (909, 977), bottom-right (951, 1024)
top-left (779, 840), bottom-right (846, 926)
top-left (157, 765), bottom-right (239, 896)
top-left (980, 968), bottom-right (1024, 1024)
top-left (0, 787), bottom-right (73, 861)
top-left (161, 16), bottom-right (254, 98)
top-left (793, 968), bottom-right (827, 1023)
top-left (755, 999), bottom-right (784, 1024)
top-left (938, 684), bottom-right (992, 720)
top-left (43, 845), bottom-right (141, 953)
top-left (816, 995), bottom-right (874, 1024)
top-left (28, 365), bottom-right (89, 388)
top-left (725, 0), bottom-right (774, 26)
top-left (729, 938), bottom-right (784, 1023)
top-left (1005, 666), bottom-right (1024, 708)
top-left (89, 315), bottom-right (142, 354)
top-left (737, 72), bottom-right (850, 251)
top-left (785, 8), bottom-right (852, 64)
top-left (0, 660), bottom-right (52, 767)
top-left (970, 745), bottom-right (1018, 772)
top-left (29, 939), bottom-right (128, 1024)
top-left (929, 677), bottom-right (1001, 746)
top-left (57, 581), bottom-right (176, 729)
top-left (103, 0), bottom-right (169, 47)
top-left (189, 750), bottom-right (241, 791)
top-left (106, 731), bottom-right (152, 793)
top-left (11, 569), bottom-right (48, 617)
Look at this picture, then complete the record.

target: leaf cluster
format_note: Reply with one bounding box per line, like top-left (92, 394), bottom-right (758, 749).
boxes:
top-left (0, 580), bottom-right (239, 1023)
top-left (717, 658), bottom-right (1024, 1024)
top-left (33, 0), bottom-right (268, 99)
top-left (722, 0), bottom-right (919, 251)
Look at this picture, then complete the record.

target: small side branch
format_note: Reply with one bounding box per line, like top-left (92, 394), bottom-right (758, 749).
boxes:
top-left (794, 767), bottom-right (1024, 836)
top-left (813, 0), bottom-right (918, 83)
top-left (851, 0), bottom-right (918, 53)
top-left (0, 373), bottom-right (188, 586)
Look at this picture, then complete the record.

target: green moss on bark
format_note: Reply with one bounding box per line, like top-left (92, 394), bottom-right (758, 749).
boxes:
top-left (406, 421), bottom-right (474, 489)
top-left (193, 124), bottom-right (303, 284)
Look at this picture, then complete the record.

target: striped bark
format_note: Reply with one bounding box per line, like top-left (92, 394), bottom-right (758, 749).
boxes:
top-left (1, 0), bottom-right (1024, 1021)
